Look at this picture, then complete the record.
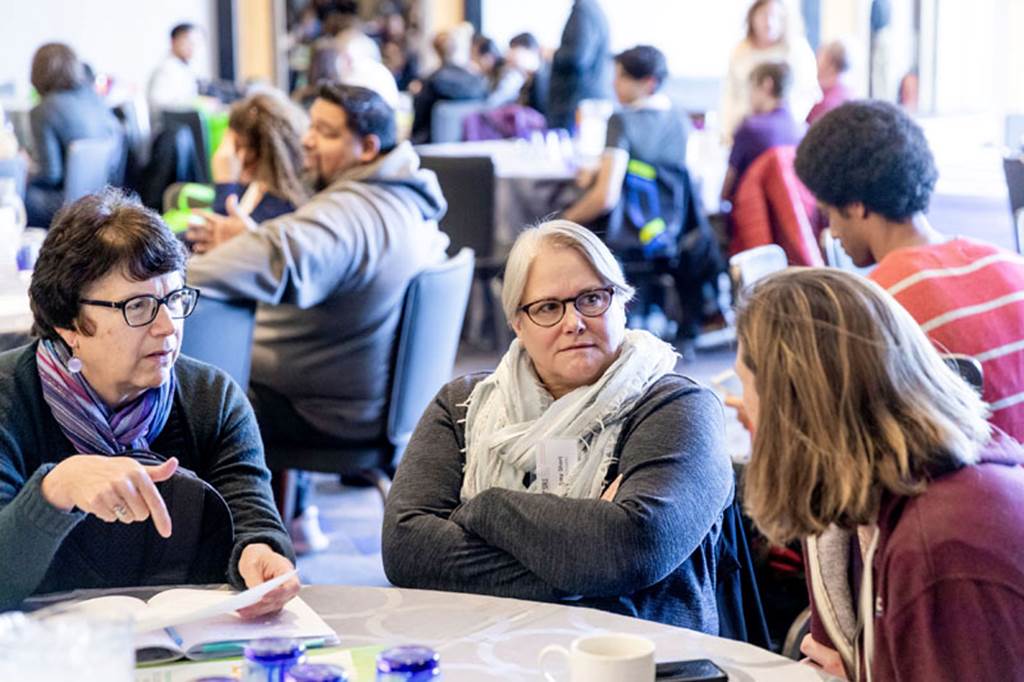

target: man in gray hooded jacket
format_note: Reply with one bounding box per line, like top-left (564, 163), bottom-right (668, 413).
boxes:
top-left (187, 85), bottom-right (449, 538)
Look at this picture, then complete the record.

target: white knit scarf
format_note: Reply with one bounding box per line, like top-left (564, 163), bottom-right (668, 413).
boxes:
top-left (459, 329), bottom-right (679, 501)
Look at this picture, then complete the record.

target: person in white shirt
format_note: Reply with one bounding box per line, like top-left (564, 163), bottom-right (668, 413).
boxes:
top-left (719, 0), bottom-right (818, 143)
top-left (147, 23), bottom-right (203, 126)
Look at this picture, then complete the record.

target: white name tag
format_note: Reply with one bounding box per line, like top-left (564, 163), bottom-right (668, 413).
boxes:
top-left (536, 438), bottom-right (582, 493)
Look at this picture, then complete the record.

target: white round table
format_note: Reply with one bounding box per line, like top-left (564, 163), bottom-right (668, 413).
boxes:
top-left (301, 585), bottom-right (831, 681)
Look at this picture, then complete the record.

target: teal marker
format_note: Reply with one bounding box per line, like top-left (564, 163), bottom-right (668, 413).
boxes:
top-left (200, 637), bottom-right (328, 656)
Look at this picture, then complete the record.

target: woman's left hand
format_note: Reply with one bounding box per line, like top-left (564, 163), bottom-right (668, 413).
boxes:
top-left (236, 543), bottom-right (301, 619)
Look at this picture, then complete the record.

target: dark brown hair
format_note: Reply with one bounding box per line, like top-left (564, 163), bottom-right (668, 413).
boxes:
top-left (30, 43), bottom-right (85, 96)
top-left (30, 188), bottom-right (187, 341)
top-left (749, 61), bottom-right (792, 99)
top-left (316, 83), bottom-right (396, 152)
top-left (228, 93), bottom-right (309, 207)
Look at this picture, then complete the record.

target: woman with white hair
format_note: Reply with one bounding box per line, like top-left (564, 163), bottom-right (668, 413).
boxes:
top-left (382, 221), bottom-right (733, 630)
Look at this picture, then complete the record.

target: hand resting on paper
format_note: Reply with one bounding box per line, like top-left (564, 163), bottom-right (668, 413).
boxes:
top-left (41, 455), bottom-right (178, 537)
top-left (236, 543), bottom-right (301, 619)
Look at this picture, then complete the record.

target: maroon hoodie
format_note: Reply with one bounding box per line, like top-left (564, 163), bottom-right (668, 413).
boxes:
top-left (806, 434), bottom-right (1024, 681)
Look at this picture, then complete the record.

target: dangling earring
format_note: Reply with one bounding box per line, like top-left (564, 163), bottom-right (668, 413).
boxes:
top-left (68, 345), bottom-right (82, 374)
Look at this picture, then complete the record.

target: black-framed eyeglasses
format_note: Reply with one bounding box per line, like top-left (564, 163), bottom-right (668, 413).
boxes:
top-left (79, 286), bottom-right (201, 328)
top-left (517, 286), bottom-right (615, 327)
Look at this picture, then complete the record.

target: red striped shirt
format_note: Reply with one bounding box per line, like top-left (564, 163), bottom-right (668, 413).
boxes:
top-left (870, 238), bottom-right (1024, 442)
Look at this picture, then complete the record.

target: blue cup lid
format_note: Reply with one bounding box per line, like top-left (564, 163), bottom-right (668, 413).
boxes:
top-left (285, 663), bottom-right (349, 682)
top-left (244, 637), bottom-right (306, 663)
top-left (377, 645), bottom-right (440, 673)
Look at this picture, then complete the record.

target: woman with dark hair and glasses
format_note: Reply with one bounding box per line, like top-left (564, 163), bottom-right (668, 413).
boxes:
top-left (383, 220), bottom-right (733, 630)
top-left (0, 188), bottom-right (297, 612)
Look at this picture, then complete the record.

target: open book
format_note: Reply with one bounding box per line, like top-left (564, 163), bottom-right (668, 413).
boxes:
top-left (61, 572), bottom-right (338, 665)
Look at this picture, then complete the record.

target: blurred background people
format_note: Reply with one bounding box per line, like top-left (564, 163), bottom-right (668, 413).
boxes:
top-left (547, 0), bottom-right (612, 131)
top-left (25, 42), bottom-right (120, 228)
top-left (720, 0), bottom-right (818, 142)
top-left (507, 32), bottom-right (549, 116)
top-left (806, 39), bottom-right (853, 124)
top-left (209, 92), bottom-right (309, 226)
top-left (411, 24), bottom-right (487, 143)
top-left (720, 62), bottom-right (804, 203)
top-left (147, 23), bottom-right (205, 126)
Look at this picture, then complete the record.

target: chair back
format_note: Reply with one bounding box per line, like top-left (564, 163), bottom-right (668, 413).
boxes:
top-left (1002, 155), bottom-right (1024, 253)
top-left (163, 110), bottom-right (210, 183)
top-left (419, 155), bottom-right (496, 261)
top-left (0, 156), bottom-right (28, 200)
top-left (730, 146), bottom-right (824, 266)
top-left (64, 137), bottom-right (120, 203)
top-left (430, 100), bottom-right (487, 143)
top-left (386, 248), bottom-right (475, 450)
top-left (729, 244), bottom-right (787, 296)
top-left (181, 296), bottom-right (257, 391)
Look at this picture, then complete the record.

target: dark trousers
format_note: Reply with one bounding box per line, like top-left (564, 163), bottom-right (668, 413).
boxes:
top-left (248, 383), bottom-right (336, 518)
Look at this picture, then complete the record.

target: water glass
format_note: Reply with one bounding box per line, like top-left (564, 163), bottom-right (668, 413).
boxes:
top-left (0, 610), bottom-right (134, 682)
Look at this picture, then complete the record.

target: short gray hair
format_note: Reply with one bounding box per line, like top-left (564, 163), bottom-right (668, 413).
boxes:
top-left (501, 220), bottom-right (635, 323)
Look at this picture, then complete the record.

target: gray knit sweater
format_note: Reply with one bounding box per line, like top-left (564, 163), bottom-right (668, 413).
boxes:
top-left (382, 372), bottom-right (734, 631)
top-left (0, 344), bottom-right (292, 610)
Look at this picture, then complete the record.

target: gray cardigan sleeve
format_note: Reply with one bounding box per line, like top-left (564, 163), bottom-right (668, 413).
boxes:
top-left (0, 462), bottom-right (85, 608)
top-left (382, 379), bottom-right (565, 601)
top-left (450, 377), bottom-right (733, 597)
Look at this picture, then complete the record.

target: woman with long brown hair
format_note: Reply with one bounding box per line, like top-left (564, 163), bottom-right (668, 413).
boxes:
top-left (205, 91), bottom-right (308, 235)
top-left (734, 268), bottom-right (1024, 681)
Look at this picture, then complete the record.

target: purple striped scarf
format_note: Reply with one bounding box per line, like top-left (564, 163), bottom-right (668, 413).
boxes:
top-left (36, 339), bottom-right (175, 455)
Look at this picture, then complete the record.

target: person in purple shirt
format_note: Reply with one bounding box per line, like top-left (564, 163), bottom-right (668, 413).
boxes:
top-left (719, 61), bottom-right (804, 203)
top-left (806, 40), bottom-right (853, 125)
top-left (734, 267), bottom-right (1024, 682)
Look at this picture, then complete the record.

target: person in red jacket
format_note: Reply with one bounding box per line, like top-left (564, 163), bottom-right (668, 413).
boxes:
top-left (733, 267), bottom-right (1024, 681)
top-left (795, 100), bottom-right (1024, 442)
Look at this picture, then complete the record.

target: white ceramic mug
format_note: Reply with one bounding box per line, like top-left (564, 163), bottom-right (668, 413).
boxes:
top-left (539, 632), bottom-right (656, 682)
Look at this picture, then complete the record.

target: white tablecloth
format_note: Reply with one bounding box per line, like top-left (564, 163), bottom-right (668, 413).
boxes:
top-left (303, 585), bottom-right (830, 681)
